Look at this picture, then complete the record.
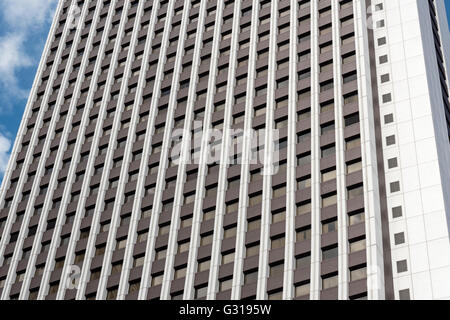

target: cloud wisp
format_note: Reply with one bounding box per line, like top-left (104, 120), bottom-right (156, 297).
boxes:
top-left (0, 132), bottom-right (12, 177)
top-left (1, 0), bottom-right (58, 30)
top-left (0, 0), bottom-right (58, 112)
top-left (0, 33), bottom-right (33, 100)
top-left (0, 0), bottom-right (58, 183)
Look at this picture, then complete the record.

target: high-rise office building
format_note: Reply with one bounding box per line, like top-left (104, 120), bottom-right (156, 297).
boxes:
top-left (0, 0), bottom-right (449, 301)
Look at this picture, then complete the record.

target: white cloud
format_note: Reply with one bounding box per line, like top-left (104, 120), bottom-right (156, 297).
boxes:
top-left (0, 0), bottom-right (57, 176)
top-left (1, 0), bottom-right (58, 30)
top-left (0, 33), bottom-right (33, 99)
top-left (0, 0), bottom-right (58, 110)
top-left (0, 132), bottom-right (12, 175)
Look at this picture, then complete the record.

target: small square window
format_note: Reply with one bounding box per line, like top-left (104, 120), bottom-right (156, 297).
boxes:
top-left (392, 206), bottom-right (403, 218)
top-left (375, 3), bottom-right (384, 11)
top-left (387, 158), bottom-right (398, 169)
top-left (377, 37), bottom-right (386, 46)
top-left (386, 135), bottom-right (396, 146)
top-left (396, 260), bottom-right (408, 273)
top-left (376, 20), bottom-right (385, 28)
top-left (379, 55), bottom-right (388, 64)
top-left (382, 93), bottom-right (392, 103)
top-left (399, 289), bottom-right (410, 300)
top-left (380, 74), bottom-right (390, 83)
top-left (384, 113), bottom-right (394, 124)
top-left (394, 232), bottom-right (405, 245)
top-left (390, 181), bottom-right (400, 193)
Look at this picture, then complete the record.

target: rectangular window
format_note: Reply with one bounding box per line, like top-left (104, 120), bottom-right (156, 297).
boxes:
top-left (271, 236), bottom-right (285, 249)
top-left (296, 202), bottom-right (311, 215)
top-left (322, 219), bottom-right (337, 234)
top-left (269, 263), bottom-right (284, 277)
top-left (272, 211), bottom-right (286, 224)
top-left (222, 251), bottom-right (235, 265)
top-left (198, 260), bottom-right (210, 272)
top-left (349, 238), bottom-right (366, 253)
top-left (349, 211), bottom-right (365, 226)
top-left (350, 266), bottom-right (367, 282)
top-left (322, 274), bottom-right (338, 289)
top-left (296, 254), bottom-right (311, 269)
top-left (321, 193), bottom-right (337, 208)
top-left (246, 244), bottom-right (260, 257)
top-left (295, 282), bottom-right (310, 297)
top-left (296, 228), bottom-right (311, 241)
top-left (322, 246), bottom-right (339, 260)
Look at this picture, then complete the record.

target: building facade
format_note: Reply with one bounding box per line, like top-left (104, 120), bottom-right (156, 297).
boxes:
top-left (0, 0), bottom-right (450, 300)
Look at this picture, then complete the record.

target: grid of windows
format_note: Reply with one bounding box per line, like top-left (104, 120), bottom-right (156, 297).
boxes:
top-left (6, 0), bottom-right (445, 301)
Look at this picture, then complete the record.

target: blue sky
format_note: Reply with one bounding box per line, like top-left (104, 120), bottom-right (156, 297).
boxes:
top-left (0, 0), bottom-right (58, 183)
top-left (0, 1), bottom-right (450, 185)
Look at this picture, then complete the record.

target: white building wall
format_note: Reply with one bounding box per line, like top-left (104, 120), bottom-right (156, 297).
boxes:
top-left (371, 0), bottom-right (450, 299)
